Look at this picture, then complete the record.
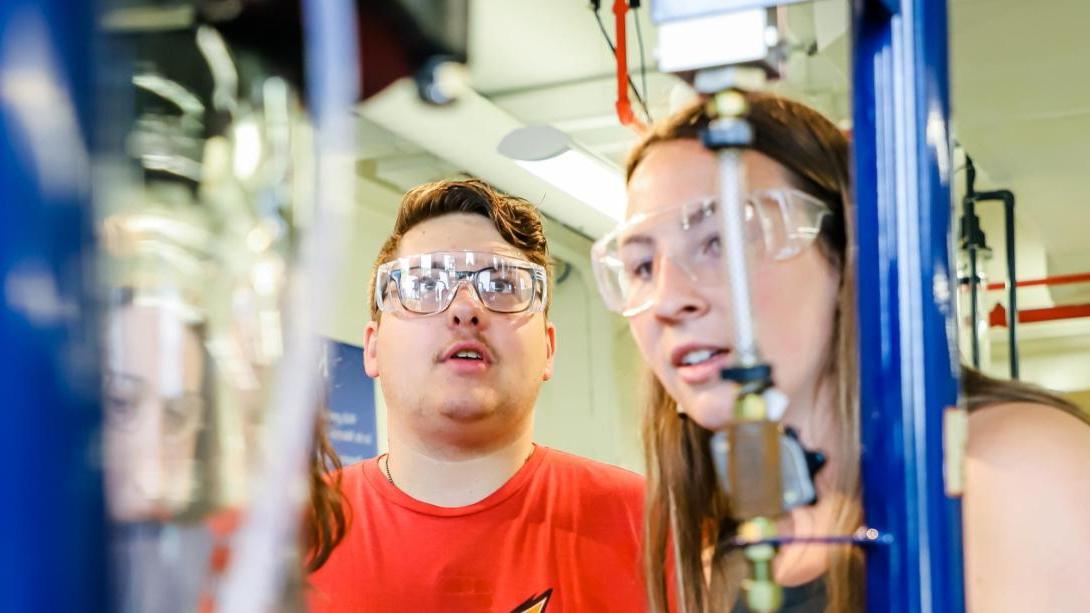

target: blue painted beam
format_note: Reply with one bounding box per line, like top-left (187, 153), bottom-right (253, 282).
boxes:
top-left (0, 1), bottom-right (107, 611)
top-left (851, 0), bottom-right (965, 611)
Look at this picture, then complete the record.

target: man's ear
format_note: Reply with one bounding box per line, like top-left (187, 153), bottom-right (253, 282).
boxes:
top-left (542, 321), bottom-right (557, 382)
top-left (363, 320), bottom-right (380, 378)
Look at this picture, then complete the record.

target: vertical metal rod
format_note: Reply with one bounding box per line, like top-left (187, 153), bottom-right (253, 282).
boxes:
top-left (970, 188), bottom-right (1019, 378)
top-left (962, 159), bottom-right (981, 367)
top-left (966, 202), bottom-right (981, 369)
top-left (717, 149), bottom-right (760, 367)
top-left (1003, 196), bottom-right (1019, 378)
top-left (216, 0), bottom-right (360, 610)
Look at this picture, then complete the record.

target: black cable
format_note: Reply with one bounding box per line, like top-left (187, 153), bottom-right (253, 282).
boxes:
top-left (632, 5), bottom-right (652, 122)
top-left (591, 7), bottom-right (652, 123)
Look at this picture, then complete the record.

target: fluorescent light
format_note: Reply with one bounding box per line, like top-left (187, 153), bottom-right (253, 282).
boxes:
top-left (514, 151), bottom-right (626, 222)
top-left (499, 125), bottom-right (627, 221)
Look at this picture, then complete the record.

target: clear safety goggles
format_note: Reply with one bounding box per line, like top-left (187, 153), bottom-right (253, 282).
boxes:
top-left (376, 251), bottom-right (548, 316)
top-left (591, 188), bottom-right (831, 317)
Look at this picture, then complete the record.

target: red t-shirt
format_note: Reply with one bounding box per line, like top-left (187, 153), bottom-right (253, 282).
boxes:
top-left (307, 445), bottom-right (647, 612)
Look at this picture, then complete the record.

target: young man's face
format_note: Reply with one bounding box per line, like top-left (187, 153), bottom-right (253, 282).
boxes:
top-left (364, 213), bottom-right (556, 452)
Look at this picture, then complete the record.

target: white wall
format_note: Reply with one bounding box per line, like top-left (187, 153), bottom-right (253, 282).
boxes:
top-left (534, 217), bottom-right (644, 472)
top-left (986, 318), bottom-right (1090, 395)
top-left (320, 176), bottom-right (646, 472)
top-left (988, 340), bottom-right (1090, 395)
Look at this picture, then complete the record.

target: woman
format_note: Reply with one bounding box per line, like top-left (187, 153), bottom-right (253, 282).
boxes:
top-left (591, 92), bottom-right (1090, 612)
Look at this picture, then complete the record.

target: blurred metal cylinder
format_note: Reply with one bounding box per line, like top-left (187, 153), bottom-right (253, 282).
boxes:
top-left (96, 4), bottom-right (311, 610)
top-left (94, 2), bottom-right (469, 610)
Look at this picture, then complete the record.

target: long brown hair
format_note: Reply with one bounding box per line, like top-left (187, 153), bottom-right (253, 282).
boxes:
top-left (305, 411), bottom-right (348, 572)
top-left (962, 367), bottom-right (1086, 418)
top-left (629, 93), bottom-right (862, 613)
top-left (628, 93), bottom-right (1082, 612)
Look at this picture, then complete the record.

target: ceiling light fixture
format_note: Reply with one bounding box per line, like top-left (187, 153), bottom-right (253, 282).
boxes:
top-left (498, 125), bottom-right (626, 222)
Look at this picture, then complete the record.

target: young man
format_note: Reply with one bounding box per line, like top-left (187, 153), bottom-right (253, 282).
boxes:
top-left (308, 179), bottom-right (646, 612)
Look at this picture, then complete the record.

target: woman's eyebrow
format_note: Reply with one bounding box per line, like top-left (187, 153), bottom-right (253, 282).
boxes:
top-left (619, 234), bottom-right (653, 248)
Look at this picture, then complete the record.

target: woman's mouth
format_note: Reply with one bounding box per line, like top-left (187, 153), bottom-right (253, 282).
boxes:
top-left (672, 346), bottom-right (733, 385)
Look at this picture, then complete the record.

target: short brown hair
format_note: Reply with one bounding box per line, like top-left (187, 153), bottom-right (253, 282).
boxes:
top-left (368, 179), bottom-right (552, 321)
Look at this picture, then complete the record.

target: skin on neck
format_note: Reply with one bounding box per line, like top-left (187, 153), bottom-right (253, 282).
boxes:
top-left (772, 379), bottom-right (845, 586)
top-left (383, 408), bottom-right (536, 508)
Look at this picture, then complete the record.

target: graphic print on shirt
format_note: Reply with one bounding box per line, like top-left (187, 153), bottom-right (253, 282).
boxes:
top-left (510, 588), bottom-right (552, 613)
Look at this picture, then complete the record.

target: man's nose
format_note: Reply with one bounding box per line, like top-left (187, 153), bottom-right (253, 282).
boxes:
top-left (446, 279), bottom-right (489, 328)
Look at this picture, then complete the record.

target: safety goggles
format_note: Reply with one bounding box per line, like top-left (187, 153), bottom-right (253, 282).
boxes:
top-left (591, 188), bottom-right (831, 317)
top-left (375, 251), bottom-right (548, 316)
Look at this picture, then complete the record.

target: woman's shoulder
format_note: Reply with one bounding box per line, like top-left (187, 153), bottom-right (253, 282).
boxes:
top-left (963, 401), bottom-right (1090, 610)
top-left (968, 400), bottom-right (1090, 465)
top-left (966, 400), bottom-right (1090, 513)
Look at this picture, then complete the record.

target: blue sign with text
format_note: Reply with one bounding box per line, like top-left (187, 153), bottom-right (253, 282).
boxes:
top-left (326, 340), bottom-right (378, 464)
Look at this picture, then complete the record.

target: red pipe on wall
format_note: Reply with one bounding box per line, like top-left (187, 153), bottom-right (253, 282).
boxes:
top-left (986, 271), bottom-right (1090, 291)
top-left (989, 302), bottom-right (1090, 327)
top-left (985, 272), bottom-right (1090, 325)
top-left (1019, 304), bottom-right (1090, 324)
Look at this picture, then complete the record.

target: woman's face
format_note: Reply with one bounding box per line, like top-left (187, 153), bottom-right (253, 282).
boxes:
top-left (104, 304), bottom-right (205, 521)
top-left (625, 140), bottom-right (841, 431)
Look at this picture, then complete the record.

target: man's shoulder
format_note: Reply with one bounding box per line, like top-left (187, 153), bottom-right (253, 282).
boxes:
top-left (536, 448), bottom-right (645, 533)
top-left (539, 446), bottom-right (644, 494)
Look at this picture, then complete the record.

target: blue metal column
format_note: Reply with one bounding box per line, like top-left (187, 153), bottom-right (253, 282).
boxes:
top-left (0, 1), bottom-right (107, 612)
top-left (851, 0), bottom-right (965, 611)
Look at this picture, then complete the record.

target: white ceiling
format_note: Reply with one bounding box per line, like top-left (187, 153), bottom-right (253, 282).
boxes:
top-left (468, 0), bottom-right (636, 94)
top-left (471, 0), bottom-right (852, 165)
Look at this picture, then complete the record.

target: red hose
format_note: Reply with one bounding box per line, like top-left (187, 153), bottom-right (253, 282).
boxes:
top-left (613, 0), bottom-right (647, 133)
